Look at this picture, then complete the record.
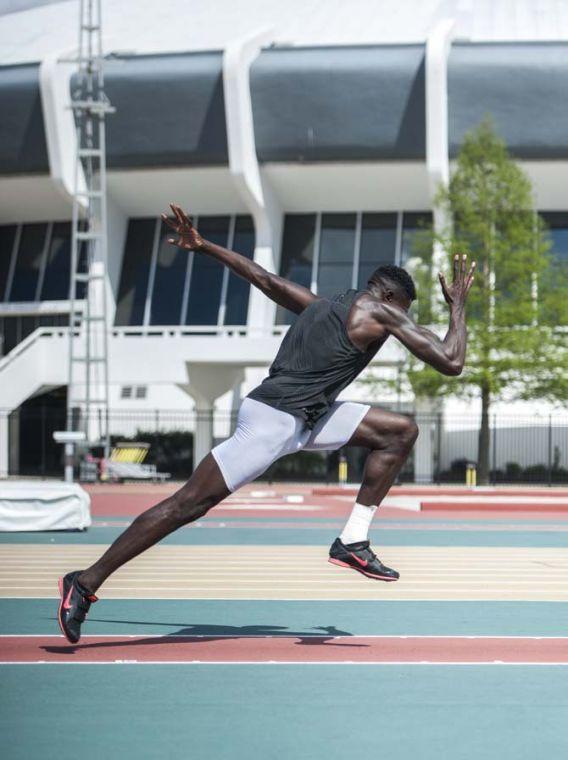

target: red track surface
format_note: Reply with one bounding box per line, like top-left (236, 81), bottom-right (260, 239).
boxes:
top-left (313, 486), bottom-right (568, 497)
top-left (84, 485), bottom-right (568, 520)
top-left (83, 483), bottom-right (568, 519)
top-left (3, 636), bottom-right (568, 663)
top-left (422, 501), bottom-right (568, 513)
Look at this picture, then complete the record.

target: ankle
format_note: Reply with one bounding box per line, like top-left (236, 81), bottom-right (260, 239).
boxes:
top-left (339, 502), bottom-right (377, 545)
top-left (77, 571), bottom-right (98, 595)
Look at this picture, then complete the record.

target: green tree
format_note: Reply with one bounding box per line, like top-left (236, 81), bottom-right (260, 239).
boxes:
top-left (376, 120), bottom-right (568, 484)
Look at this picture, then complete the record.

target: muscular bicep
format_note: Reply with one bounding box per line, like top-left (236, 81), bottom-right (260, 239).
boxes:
top-left (264, 274), bottom-right (321, 314)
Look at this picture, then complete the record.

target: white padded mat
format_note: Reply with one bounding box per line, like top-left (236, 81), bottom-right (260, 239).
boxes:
top-left (0, 480), bottom-right (91, 532)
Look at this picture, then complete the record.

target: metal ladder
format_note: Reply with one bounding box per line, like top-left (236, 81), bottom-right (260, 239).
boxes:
top-left (66, 0), bottom-right (114, 459)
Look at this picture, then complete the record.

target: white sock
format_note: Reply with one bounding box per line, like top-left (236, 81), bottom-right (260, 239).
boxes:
top-left (339, 502), bottom-right (377, 545)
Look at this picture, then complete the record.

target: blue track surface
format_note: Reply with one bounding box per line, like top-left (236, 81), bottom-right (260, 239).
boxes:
top-left (1, 598), bottom-right (567, 637)
top-left (2, 525), bottom-right (568, 546)
top-left (2, 665), bottom-right (567, 760)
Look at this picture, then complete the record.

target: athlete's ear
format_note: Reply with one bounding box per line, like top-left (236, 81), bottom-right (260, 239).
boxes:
top-left (385, 289), bottom-right (395, 302)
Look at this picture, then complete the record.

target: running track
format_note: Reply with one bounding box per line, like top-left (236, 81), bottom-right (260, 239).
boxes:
top-left (1, 483), bottom-right (568, 759)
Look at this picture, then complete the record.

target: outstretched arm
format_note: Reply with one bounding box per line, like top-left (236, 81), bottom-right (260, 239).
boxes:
top-left (378, 254), bottom-right (476, 376)
top-left (162, 204), bottom-right (320, 315)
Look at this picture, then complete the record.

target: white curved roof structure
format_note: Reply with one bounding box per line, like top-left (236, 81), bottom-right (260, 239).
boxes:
top-left (2, 0), bottom-right (568, 65)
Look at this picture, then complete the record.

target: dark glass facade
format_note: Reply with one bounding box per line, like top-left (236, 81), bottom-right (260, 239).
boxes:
top-left (114, 218), bottom-right (156, 326)
top-left (358, 213), bottom-right (398, 288)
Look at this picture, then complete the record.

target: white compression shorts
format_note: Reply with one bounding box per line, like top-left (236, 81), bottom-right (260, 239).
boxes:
top-left (211, 397), bottom-right (370, 492)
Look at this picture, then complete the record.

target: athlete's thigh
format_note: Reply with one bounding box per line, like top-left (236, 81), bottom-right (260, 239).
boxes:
top-left (210, 398), bottom-right (303, 492)
top-left (304, 401), bottom-right (370, 451)
top-left (347, 405), bottom-right (416, 449)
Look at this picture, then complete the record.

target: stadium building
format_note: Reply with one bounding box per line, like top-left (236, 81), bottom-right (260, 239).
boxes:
top-left (1, 0), bottom-right (567, 481)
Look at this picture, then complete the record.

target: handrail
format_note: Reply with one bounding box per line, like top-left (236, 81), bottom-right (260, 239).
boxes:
top-left (110, 325), bottom-right (289, 338)
top-left (0, 327), bottom-right (68, 374)
top-left (0, 324), bottom-right (290, 373)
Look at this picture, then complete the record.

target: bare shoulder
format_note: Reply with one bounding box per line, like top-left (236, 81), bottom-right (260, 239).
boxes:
top-left (354, 293), bottom-right (408, 328)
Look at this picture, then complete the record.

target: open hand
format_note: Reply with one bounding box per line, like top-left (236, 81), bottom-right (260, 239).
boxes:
top-left (438, 254), bottom-right (476, 308)
top-left (161, 203), bottom-right (204, 251)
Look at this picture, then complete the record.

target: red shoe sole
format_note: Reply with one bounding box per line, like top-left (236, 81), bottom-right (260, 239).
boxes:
top-left (56, 576), bottom-right (68, 640)
top-left (328, 557), bottom-right (399, 582)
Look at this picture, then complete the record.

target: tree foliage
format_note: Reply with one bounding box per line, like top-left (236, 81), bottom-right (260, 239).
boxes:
top-left (364, 119), bottom-right (568, 481)
top-left (408, 119), bottom-right (568, 406)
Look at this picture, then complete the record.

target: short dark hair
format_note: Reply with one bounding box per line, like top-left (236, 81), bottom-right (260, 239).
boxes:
top-left (368, 264), bottom-right (417, 302)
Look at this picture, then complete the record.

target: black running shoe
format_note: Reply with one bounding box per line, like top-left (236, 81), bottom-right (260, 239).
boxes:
top-left (57, 571), bottom-right (98, 644)
top-left (328, 538), bottom-right (399, 581)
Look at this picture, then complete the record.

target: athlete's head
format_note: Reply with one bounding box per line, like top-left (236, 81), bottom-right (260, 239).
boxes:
top-left (367, 264), bottom-right (416, 311)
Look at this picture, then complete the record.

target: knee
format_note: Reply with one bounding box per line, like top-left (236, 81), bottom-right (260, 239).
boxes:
top-left (383, 417), bottom-right (418, 458)
top-left (399, 417), bottom-right (419, 450)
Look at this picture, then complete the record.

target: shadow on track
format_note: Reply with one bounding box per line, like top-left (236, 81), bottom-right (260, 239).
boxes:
top-left (42, 622), bottom-right (367, 655)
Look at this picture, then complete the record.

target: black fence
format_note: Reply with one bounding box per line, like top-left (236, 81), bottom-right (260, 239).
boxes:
top-left (434, 413), bottom-right (568, 485)
top-left (5, 406), bottom-right (568, 485)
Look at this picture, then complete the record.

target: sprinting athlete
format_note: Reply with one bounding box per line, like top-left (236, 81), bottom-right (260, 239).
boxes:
top-left (58, 203), bottom-right (475, 643)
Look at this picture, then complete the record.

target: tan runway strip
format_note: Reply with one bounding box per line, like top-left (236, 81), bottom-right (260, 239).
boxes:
top-left (1, 544), bottom-right (567, 601)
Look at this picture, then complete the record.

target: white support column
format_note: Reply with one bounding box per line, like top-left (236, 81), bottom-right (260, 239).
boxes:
top-left (177, 364), bottom-right (245, 469)
top-left (425, 18), bottom-right (456, 280)
top-left (104, 196), bottom-right (128, 321)
top-left (414, 397), bottom-right (440, 484)
top-left (39, 51), bottom-right (87, 207)
top-left (223, 29), bottom-right (283, 333)
top-left (419, 20), bottom-right (456, 479)
top-left (0, 411), bottom-right (9, 478)
top-left (41, 50), bottom-right (126, 325)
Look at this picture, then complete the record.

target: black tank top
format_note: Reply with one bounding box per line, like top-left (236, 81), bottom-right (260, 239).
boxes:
top-left (248, 289), bottom-right (378, 428)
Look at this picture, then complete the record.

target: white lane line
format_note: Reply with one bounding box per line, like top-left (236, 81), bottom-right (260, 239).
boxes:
top-left (2, 661), bottom-right (568, 666)
top-left (2, 634), bottom-right (567, 640)
top-left (218, 505), bottom-right (323, 511)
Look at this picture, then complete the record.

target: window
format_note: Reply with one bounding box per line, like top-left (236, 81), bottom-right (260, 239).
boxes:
top-left (224, 216), bottom-right (255, 325)
top-left (275, 214), bottom-right (316, 325)
top-left (401, 213), bottom-right (432, 266)
top-left (542, 213), bottom-right (568, 264)
top-left (358, 213), bottom-right (397, 289)
top-left (317, 214), bottom-right (356, 299)
top-left (539, 213), bottom-right (568, 326)
top-left (276, 211), bottom-right (433, 323)
top-left (0, 221), bottom-right (90, 304)
top-left (0, 226), bottom-right (17, 301)
top-left (120, 385), bottom-right (147, 400)
top-left (9, 223), bottom-right (48, 302)
top-left (0, 316), bottom-right (18, 355)
top-left (40, 222), bottom-right (72, 301)
top-left (115, 214), bottom-right (256, 327)
top-left (185, 216), bottom-right (229, 325)
top-left (114, 219), bottom-right (156, 325)
top-left (0, 314), bottom-right (68, 356)
top-left (150, 221), bottom-right (189, 325)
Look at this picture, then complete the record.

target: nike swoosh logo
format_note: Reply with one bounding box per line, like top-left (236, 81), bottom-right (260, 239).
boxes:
top-left (349, 552), bottom-right (368, 568)
top-left (62, 584), bottom-right (74, 611)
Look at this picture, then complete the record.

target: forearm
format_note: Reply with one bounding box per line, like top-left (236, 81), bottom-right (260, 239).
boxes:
top-left (441, 305), bottom-right (467, 374)
top-left (201, 239), bottom-right (267, 288)
top-left (200, 239), bottom-right (317, 314)
top-left (392, 307), bottom-right (467, 376)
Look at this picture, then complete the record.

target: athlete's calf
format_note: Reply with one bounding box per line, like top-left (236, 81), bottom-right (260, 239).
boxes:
top-left (77, 454), bottom-right (229, 594)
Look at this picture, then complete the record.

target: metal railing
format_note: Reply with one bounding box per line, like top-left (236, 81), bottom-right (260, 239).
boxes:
top-left (4, 406), bottom-right (568, 484)
top-left (0, 323), bottom-right (291, 363)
